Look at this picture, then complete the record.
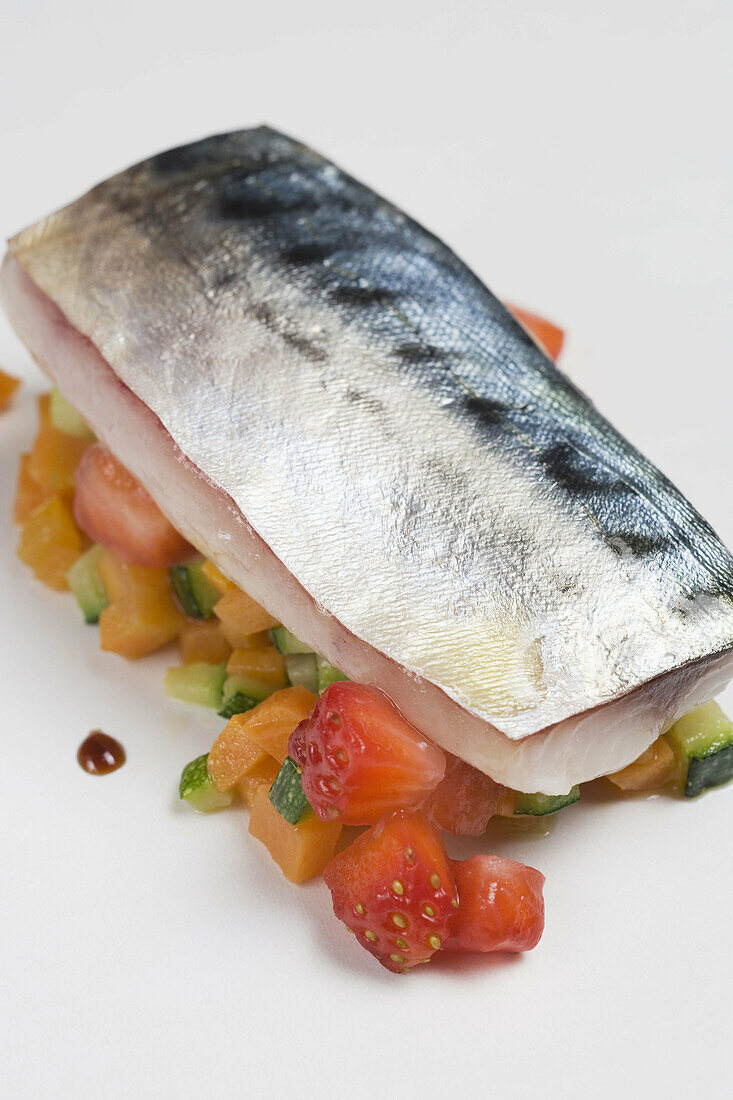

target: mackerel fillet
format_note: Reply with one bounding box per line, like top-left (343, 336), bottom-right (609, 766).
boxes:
top-left (2, 126), bottom-right (732, 792)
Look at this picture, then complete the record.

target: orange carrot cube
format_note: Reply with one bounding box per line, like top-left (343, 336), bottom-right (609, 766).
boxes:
top-left (248, 785), bottom-right (342, 883)
top-left (237, 757), bottom-right (281, 809)
top-left (17, 494), bottom-right (85, 590)
top-left (177, 619), bottom-right (233, 665)
top-left (226, 645), bottom-right (287, 688)
top-left (97, 551), bottom-right (185, 659)
top-left (214, 586), bottom-right (279, 645)
top-left (0, 367), bottom-right (20, 411)
top-left (208, 713), bottom-right (272, 792)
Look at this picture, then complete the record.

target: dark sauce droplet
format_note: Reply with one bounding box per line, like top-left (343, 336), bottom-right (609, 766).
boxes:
top-left (77, 731), bottom-right (126, 776)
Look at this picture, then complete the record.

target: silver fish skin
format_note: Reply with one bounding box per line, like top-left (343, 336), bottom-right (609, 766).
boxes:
top-left (2, 126), bottom-right (733, 791)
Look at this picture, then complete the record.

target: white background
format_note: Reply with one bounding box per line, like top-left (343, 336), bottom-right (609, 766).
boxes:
top-left (0, 1), bottom-right (731, 1097)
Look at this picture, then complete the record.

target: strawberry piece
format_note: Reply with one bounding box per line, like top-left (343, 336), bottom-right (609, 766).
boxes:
top-left (323, 810), bottom-right (458, 972)
top-left (73, 444), bottom-right (193, 568)
top-left (446, 855), bottom-right (545, 953)
top-left (288, 719), bottom-right (308, 768)
top-left (293, 682), bottom-right (446, 826)
top-left (506, 304), bottom-right (564, 362)
top-left (421, 753), bottom-right (502, 835)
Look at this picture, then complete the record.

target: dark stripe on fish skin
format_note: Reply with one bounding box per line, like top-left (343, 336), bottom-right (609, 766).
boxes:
top-left (219, 188), bottom-right (317, 220)
top-left (344, 388), bottom-right (385, 416)
top-left (396, 342), bottom-right (447, 364)
top-left (541, 441), bottom-right (626, 497)
top-left (463, 394), bottom-right (509, 430)
top-left (330, 285), bottom-right (399, 307)
top-left (252, 303), bottom-right (326, 363)
top-left (607, 531), bottom-right (670, 557)
top-left (282, 242), bottom-right (332, 266)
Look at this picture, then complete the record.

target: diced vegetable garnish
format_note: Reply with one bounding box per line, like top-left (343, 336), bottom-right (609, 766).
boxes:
top-left (17, 494), bottom-right (85, 590)
top-left (73, 444), bottom-right (193, 568)
top-left (208, 713), bottom-right (272, 791)
top-left (665, 702), bottom-right (733, 798)
top-left (66, 543), bottom-right (109, 623)
top-left (295, 682), bottom-right (446, 825)
top-left (607, 736), bottom-right (679, 792)
top-left (179, 754), bottom-right (234, 812)
top-left (218, 672), bottom-right (275, 718)
top-left (238, 685), bottom-right (317, 763)
top-left (14, 453), bottom-right (48, 524)
top-left (27, 418), bottom-right (88, 496)
top-left (213, 586), bottom-right (279, 645)
top-left (238, 757), bottom-right (281, 809)
top-left (169, 557), bottom-right (221, 619)
top-left (420, 753), bottom-right (501, 835)
top-left (271, 626), bottom-right (313, 654)
top-left (165, 661), bottom-right (227, 709)
top-left (248, 783), bottom-right (341, 883)
top-left (49, 387), bottom-right (95, 440)
top-left (445, 855), bottom-right (545, 953)
top-left (177, 619), bottom-right (232, 665)
top-left (323, 810), bottom-right (458, 971)
top-left (0, 366), bottom-right (20, 411)
top-left (513, 788), bottom-right (580, 816)
top-left (200, 559), bottom-right (235, 596)
top-left (506, 304), bottom-right (564, 362)
top-left (227, 646), bottom-right (288, 689)
top-left (316, 656), bottom-right (348, 691)
top-left (97, 551), bottom-right (185, 659)
top-left (284, 653), bottom-right (319, 693)
top-left (269, 758), bottom-right (311, 825)
top-left (217, 683), bottom-right (259, 719)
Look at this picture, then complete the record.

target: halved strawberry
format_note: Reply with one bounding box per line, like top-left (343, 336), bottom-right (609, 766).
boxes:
top-left (421, 753), bottom-right (502, 836)
top-left (323, 810), bottom-right (458, 972)
top-left (506, 304), bottom-right (564, 362)
top-left (73, 444), bottom-right (193, 568)
top-left (292, 682), bottom-right (446, 826)
top-left (446, 855), bottom-right (545, 953)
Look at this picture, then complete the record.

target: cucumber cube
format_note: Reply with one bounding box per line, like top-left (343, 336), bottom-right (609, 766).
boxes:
top-left (169, 558), bottom-right (221, 619)
top-left (665, 701), bottom-right (733, 797)
top-left (49, 387), bottom-right (96, 440)
top-left (271, 626), bottom-right (314, 654)
top-left (67, 544), bottom-right (109, 623)
top-left (179, 753), bottom-right (233, 812)
top-left (269, 757), bottom-right (311, 824)
top-left (284, 653), bottom-right (319, 694)
top-left (316, 657), bottom-right (348, 692)
top-left (165, 662), bottom-right (227, 708)
top-left (514, 787), bottom-right (580, 816)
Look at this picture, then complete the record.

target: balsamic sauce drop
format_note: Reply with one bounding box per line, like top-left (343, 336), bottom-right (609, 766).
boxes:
top-left (77, 731), bottom-right (126, 776)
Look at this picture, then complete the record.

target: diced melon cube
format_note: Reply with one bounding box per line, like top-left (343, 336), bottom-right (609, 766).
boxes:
top-left (226, 645), bottom-right (288, 689)
top-left (248, 784), bottom-right (342, 883)
top-left (238, 685), bottom-right (316, 762)
top-left (209, 713), bottom-right (272, 791)
top-left (214, 587), bottom-right (279, 645)
top-left (17, 494), bottom-right (85, 590)
top-left (26, 421), bottom-right (88, 496)
top-left (607, 736), bottom-right (679, 792)
top-left (238, 757), bottom-right (281, 809)
top-left (177, 619), bottom-right (233, 665)
top-left (14, 452), bottom-right (48, 524)
top-left (228, 629), bottom-right (273, 651)
top-left (0, 367), bottom-right (20, 411)
top-left (97, 551), bottom-right (185, 659)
